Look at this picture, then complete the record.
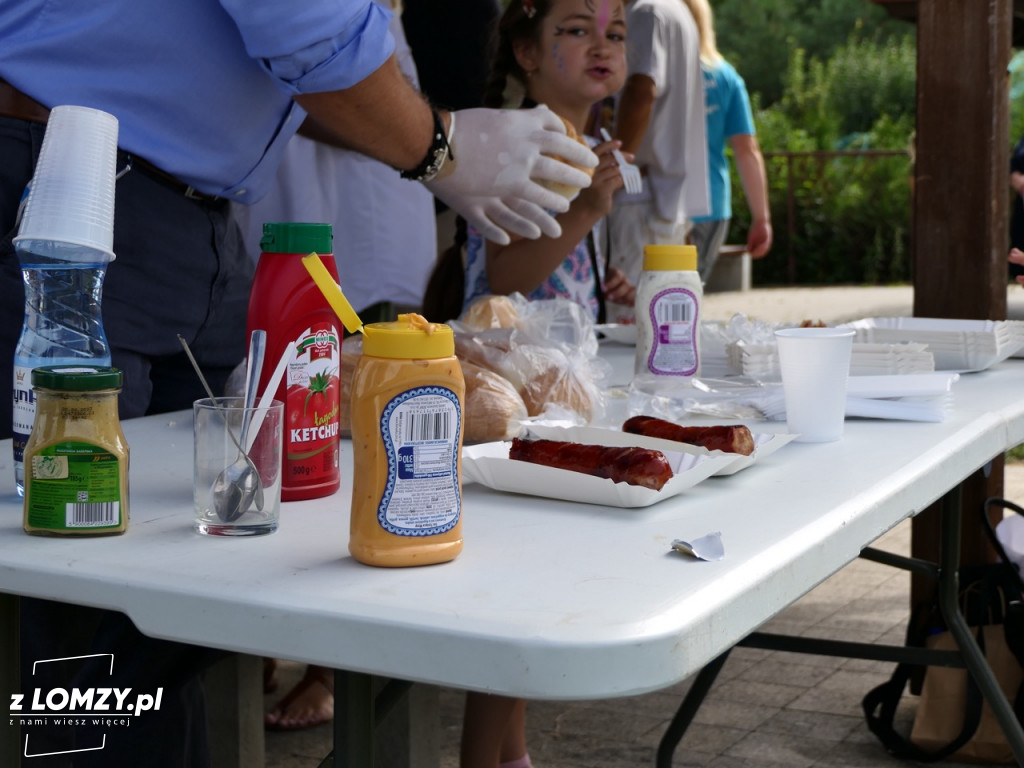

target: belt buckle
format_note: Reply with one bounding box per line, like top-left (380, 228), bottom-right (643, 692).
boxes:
top-left (184, 186), bottom-right (207, 201)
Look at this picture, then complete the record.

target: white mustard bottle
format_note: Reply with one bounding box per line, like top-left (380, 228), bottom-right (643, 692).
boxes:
top-left (633, 244), bottom-right (702, 392)
top-left (349, 314), bottom-right (465, 567)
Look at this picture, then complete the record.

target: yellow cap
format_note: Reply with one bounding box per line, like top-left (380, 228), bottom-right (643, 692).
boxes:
top-left (642, 244), bottom-right (697, 272)
top-left (362, 315), bottom-right (455, 359)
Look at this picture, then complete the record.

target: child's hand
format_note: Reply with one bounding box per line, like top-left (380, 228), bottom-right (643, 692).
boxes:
top-left (575, 140), bottom-right (625, 218)
top-left (603, 267), bottom-right (636, 306)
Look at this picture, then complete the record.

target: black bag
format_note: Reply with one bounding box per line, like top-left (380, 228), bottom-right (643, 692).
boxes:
top-left (861, 498), bottom-right (1024, 763)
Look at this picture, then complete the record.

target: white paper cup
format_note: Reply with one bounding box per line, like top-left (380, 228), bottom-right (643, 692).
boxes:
top-left (774, 327), bottom-right (855, 442)
top-left (14, 105), bottom-right (119, 263)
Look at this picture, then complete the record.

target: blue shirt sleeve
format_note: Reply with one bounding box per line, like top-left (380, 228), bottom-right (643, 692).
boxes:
top-left (721, 62), bottom-right (755, 139)
top-left (218, 0), bottom-right (396, 93)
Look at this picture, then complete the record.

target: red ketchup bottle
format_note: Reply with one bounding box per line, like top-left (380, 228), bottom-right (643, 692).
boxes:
top-left (247, 222), bottom-right (341, 501)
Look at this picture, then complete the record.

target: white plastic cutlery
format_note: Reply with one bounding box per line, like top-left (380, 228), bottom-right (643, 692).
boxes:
top-left (600, 127), bottom-right (643, 194)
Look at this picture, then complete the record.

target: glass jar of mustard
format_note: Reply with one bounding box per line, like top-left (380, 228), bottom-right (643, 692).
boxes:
top-left (349, 314), bottom-right (464, 567)
top-left (23, 365), bottom-right (129, 536)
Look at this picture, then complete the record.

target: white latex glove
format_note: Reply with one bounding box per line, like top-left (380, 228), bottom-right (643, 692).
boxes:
top-left (425, 105), bottom-right (599, 245)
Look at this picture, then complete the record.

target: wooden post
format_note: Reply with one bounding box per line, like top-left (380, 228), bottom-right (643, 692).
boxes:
top-left (910, 0), bottom-right (1012, 615)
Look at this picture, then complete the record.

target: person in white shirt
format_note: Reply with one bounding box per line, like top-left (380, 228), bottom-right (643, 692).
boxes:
top-left (606, 0), bottom-right (711, 321)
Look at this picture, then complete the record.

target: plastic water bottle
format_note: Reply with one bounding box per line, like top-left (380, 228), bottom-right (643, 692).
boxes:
top-left (10, 104), bottom-right (119, 495)
top-left (13, 245), bottom-right (112, 495)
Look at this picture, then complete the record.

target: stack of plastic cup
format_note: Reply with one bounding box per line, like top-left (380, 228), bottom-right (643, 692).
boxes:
top-left (13, 104), bottom-right (119, 264)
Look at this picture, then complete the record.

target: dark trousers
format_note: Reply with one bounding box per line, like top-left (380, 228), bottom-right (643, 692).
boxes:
top-left (18, 600), bottom-right (224, 768)
top-left (2, 115), bottom-right (253, 766)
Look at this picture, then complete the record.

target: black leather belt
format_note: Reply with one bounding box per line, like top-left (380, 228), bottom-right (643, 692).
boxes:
top-left (0, 77), bottom-right (222, 202)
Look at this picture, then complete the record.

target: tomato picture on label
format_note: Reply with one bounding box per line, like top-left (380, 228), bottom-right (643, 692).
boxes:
top-left (304, 371), bottom-right (335, 416)
top-left (285, 369), bottom-right (341, 454)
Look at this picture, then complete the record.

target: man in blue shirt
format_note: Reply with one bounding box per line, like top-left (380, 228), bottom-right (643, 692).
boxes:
top-left (0, 0), bottom-right (596, 427)
top-left (0, 2), bottom-right (596, 763)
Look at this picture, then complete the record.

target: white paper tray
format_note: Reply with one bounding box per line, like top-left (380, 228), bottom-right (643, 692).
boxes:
top-left (524, 424), bottom-right (797, 476)
top-left (461, 441), bottom-right (736, 508)
top-left (841, 317), bottom-right (1024, 372)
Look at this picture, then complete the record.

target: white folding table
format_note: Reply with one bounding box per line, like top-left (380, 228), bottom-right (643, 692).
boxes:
top-left (2, 360), bottom-right (1024, 766)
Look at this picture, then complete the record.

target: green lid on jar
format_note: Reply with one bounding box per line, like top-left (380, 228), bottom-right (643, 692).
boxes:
top-left (259, 222), bottom-right (333, 255)
top-left (32, 365), bottom-right (123, 391)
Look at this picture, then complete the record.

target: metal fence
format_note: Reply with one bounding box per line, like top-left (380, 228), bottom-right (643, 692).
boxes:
top-left (759, 149), bottom-right (912, 284)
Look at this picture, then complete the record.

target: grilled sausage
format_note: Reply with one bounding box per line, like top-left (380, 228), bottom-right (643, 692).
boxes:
top-left (622, 416), bottom-right (755, 456)
top-left (509, 437), bottom-right (673, 491)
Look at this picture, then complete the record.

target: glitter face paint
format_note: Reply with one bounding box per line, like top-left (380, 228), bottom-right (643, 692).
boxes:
top-left (595, 0), bottom-right (610, 38)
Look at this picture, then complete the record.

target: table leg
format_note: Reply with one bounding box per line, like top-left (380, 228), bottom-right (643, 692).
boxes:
top-left (937, 487), bottom-right (1024, 764)
top-left (335, 669), bottom-right (375, 768)
top-left (0, 593), bottom-right (19, 766)
top-left (655, 649), bottom-right (731, 768)
top-left (204, 653), bottom-right (265, 768)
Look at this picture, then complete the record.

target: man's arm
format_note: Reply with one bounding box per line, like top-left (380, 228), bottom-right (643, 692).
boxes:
top-left (295, 54), bottom-right (598, 245)
top-left (295, 55), bottom-right (436, 173)
top-left (615, 74), bottom-right (656, 156)
top-left (728, 133), bottom-right (773, 259)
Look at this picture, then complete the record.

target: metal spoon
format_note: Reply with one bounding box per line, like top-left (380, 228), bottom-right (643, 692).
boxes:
top-left (212, 330), bottom-right (266, 521)
top-left (178, 332), bottom-right (265, 522)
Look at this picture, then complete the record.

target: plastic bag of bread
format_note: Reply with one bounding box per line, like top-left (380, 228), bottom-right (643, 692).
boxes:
top-left (457, 293), bottom-right (598, 358)
top-left (461, 360), bottom-right (527, 443)
top-left (451, 294), bottom-right (610, 425)
top-left (502, 344), bottom-right (602, 423)
top-left (512, 293), bottom-right (600, 359)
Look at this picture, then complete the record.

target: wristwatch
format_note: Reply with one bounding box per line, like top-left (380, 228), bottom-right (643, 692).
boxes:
top-left (400, 108), bottom-right (456, 182)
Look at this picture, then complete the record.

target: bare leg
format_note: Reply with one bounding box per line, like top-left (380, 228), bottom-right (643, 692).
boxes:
top-left (461, 692), bottom-right (529, 768)
top-left (499, 698), bottom-right (528, 764)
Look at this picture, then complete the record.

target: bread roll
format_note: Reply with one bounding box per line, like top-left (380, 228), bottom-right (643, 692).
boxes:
top-left (539, 117), bottom-right (595, 201)
top-left (461, 360), bottom-right (527, 443)
top-left (460, 294), bottom-right (520, 330)
top-left (520, 363), bottom-right (596, 422)
top-left (506, 345), bottom-right (596, 422)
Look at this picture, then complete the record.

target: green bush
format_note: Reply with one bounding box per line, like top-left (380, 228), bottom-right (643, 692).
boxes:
top-left (725, 36), bottom-right (915, 286)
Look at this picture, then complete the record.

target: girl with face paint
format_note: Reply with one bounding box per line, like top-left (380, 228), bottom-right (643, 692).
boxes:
top-left (426, 0), bottom-right (635, 330)
top-left (457, 6), bottom-right (630, 766)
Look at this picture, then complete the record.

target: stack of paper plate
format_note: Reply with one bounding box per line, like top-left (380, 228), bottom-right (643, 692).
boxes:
top-left (700, 337), bottom-right (735, 378)
top-left (728, 339), bottom-right (934, 379)
top-left (842, 317), bottom-right (1024, 372)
